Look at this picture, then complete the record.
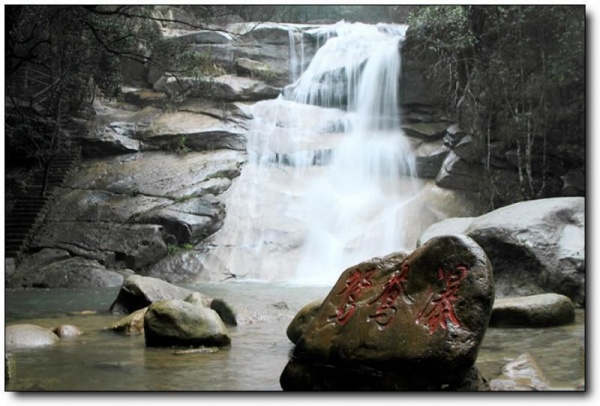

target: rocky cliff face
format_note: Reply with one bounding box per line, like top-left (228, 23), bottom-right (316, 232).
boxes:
top-left (9, 16), bottom-right (584, 290)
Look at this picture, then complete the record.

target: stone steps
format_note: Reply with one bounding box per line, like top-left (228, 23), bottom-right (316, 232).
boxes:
top-left (5, 143), bottom-right (81, 264)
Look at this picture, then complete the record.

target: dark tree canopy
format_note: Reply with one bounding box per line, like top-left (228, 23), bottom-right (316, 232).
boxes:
top-left (406, 5), bottom-right (585, 206)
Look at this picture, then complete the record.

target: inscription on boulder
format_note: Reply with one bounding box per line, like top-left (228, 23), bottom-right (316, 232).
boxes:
top-left (281, 234), bottom-right (495, 391)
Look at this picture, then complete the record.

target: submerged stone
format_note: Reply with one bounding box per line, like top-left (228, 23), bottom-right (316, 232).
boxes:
top-left (281, 234), bottom-right (494, 390)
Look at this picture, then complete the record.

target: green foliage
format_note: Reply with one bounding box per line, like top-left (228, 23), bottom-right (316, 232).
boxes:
top-left (408, 6), bottom-right (476, 51)
top-left (406, 5), bottom-right (584, 204)
top-left (176, 136), bottom-right (192, 155)
top-left (167, 242), bottom-right (195, 255)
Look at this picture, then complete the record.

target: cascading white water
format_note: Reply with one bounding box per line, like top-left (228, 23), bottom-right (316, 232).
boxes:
top-left (201, 21), bottom-right (477, 285)
top-left (288, 23), bottom-right (419, 285)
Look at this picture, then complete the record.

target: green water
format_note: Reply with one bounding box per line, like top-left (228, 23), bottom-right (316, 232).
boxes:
top-left (4, 283), bottom-right (585, 391)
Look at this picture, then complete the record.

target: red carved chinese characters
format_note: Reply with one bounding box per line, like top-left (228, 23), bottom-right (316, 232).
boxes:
top-left (367, 262), bottom-right (411, 330)
top-left (416, 264), bottom-right (469, 335)
top-left (330, 269), bottom-right (375, 325)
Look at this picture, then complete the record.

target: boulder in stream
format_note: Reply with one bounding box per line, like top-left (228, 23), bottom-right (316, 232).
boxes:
top-left (419, 197), bottom-right (585, 306)
top-left (490, 293), bottom-right (575, 327)
top-left (109, 274), bottom-right (196, 315)
top-left (6, 324), bottom-right (60, 351)
top-left (281, 234), bottom-right (494, 390)
top-left (144, 299), bottom-right (231, 347)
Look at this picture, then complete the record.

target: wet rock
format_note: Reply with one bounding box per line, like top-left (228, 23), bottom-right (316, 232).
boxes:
top-left (490, 294), bottom-right (575, 327)
top-left (178, 98), bottom-right (253, 122)
top-left (235, 58), bottom-right (273, 79)
top-left (52, 324), bottom-right (83, 339)
top-left (80, 126), bottom-right (141, 157)
top-left (413, 140), bottom-right (451, 178)
top-left (109, 274), bottom-right (196, 315)
top-left (281, 235), bottom-right (494, 390)
top-left (489, 353), bottom-right (550, 391)
top-left (109, 307), bottom-right (148, 335)
top-left (144, 299), bottom-right (231, 347)
top-left (402, 122), bottom-right (449, 140)
top-left (141, 111), bottom-right (247, 152)
top-left (435, 151), bottom-right (485, 191)
top-left (13, 248), bottom-right (72, 274)
top-left (418, 197), bottom-right (585, 306)
top-left (32, 222), bottom-right (168, 270)
top-left (6, 324), bottom-right (60, 351)
top-left (286, 299), bottom-right (322, 344)
top-left (453, 134), bottom-right (479, 163)
top-left (210, 298), bottom-right (237, 326)
top-left (184, 292), bottom-right (212, 307)
top-left (176, 30), bottom-right (233, 44)
top-left (8, 257), bottom-right (124, 289)
top-left (138, 197), bottom-right (225, 244)
top-left (142, 250), bottom-right (207, 285)
top-left (210, 74), bottom-right (281, 102)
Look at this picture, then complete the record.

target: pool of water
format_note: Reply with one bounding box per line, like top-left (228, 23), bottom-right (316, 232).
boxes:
top-left (4, 283), bottom-right (585, 391)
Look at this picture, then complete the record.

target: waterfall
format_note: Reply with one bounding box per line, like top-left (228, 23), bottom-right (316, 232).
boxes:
top-left (287, 22), bottom-right (418, 285)
top-left (201, 21), bottom-right (459, 285)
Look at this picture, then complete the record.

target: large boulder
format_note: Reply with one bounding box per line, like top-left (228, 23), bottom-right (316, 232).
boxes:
top-left (109, 274), bottom-right (196, 315)
top-left (281, 234), bottom-right (494, 390)
top-left (144, 299), bottom-right (231, 347)
top-left (419, 197), bottom-right (585, 306)
top-left (6, 324), bottom-right (60, 351)
top-left (490, 294), bottom-right (575, 327)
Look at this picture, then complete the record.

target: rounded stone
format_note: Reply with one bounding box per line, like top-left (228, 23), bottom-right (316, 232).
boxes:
top-left (144, 299), bottom-right (230, 347)
top-left (52, 324), bottom-right (83, 339)
top-left (6, 324), bottom-right (60, 351)
top-left (490, 293), bottom-right (575, 327)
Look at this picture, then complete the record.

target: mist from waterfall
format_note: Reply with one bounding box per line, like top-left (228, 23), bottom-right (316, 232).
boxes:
top-left (201, 21), bottom-right (474, 285)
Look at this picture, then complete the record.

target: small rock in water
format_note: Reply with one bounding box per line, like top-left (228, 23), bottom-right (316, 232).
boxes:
top-left (489, 353), bottom-right (549, 391)
top-left (68, 310), bottom-right (97, 316)
top-left (52, 324), bottom-right (83, 339)
top-left (172, 347), bottom-right (219, 355)
top-left (108, 307), bottom-right (148, 335)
